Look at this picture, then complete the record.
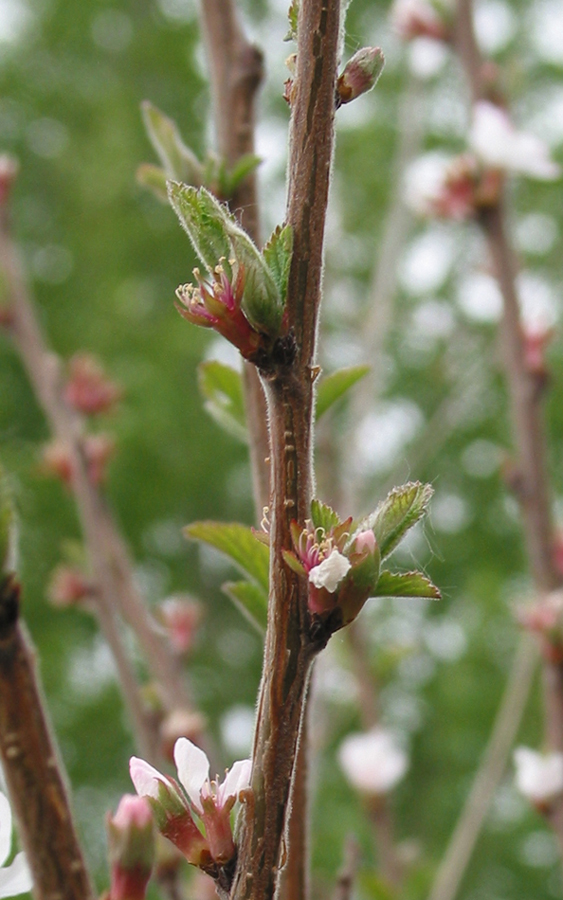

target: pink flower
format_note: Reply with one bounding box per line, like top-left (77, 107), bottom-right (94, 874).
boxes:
top-left (470, 101), bottom-right (560, 181)
top-left (338, 728), bottom-right (409, 796)
top-left (174, 738), bottom-right (251, 865)
top-left (390, 0), bottom-right (449, 42)
top-left (175, 262), bottom-right (262, 361)
top-left (130, 739), bottom-right (251, 868)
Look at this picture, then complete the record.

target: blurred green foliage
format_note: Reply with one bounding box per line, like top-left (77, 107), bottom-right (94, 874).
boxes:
top-left (1, 0), bottom-right (562, 898)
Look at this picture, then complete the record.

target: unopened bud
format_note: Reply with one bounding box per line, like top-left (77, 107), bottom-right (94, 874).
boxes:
top-left (336, 47), bottom-right (385, 106)
top-left (107, 795), bottom-right (155, 900)
top-left (0, 155), bottom-right (19, 206)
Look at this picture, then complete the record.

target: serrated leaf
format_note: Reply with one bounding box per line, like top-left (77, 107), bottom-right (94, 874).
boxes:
top-left (222, 580), bottom-right (268, 633)
top-left (366, 482), bottom-right (433, 561)
top-left (141, 101), bottom-right (203, 184)
top-left (285, 0), bottom-right (299, 40)
top-left (222, 154), bottom-right (262, 195)
top-left (222, 218), bottom-right (283, 336)
top-left (310, 499), bottom-right (341, 532)
top-left (185, 521), bottom-right (270, 592)
top-left (167, 183), bottom-right (233, 273)
top-left (198, 361), bottom-right (248, 443)
top-left (316, 365), bottom-right (370, 420)
top-left (373, 570), bottom-right (441, 600)
top-left (262, 225), bottom-right (293, 305)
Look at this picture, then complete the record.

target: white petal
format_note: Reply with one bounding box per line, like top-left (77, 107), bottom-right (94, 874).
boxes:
top-left (0, 853), bottom-right (33, 898)
top-left (129, 757), bottom-right (166, 800)
top-left (514, 746), bottom-right (563, 803)
top-left (218, 759), bottom-right (252, 807)
top-left (174, 738), bottom-right (209, 811)
top-left (470, 101), bottom-right (560, 181)
top-left (338, 728), bottom-right (409, 795)
top-left (0, 793), bottom-right (12, 867)
top-left (309, 551), bottom-right (351, 593)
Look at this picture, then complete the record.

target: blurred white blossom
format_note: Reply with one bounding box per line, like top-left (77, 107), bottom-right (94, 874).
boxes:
top-left (470, 102), bottom-right (560, 180)
top-left (513, 747), bottom-right (563, 804)
top-left (338, 728), bottom-right (409, 796)
top-left (0, 792), bottom-right (32, 898)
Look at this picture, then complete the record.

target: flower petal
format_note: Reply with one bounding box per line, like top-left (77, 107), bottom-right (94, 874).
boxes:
top-left (129, 757), bottom-right (167, 800)
top-left (218, 759), bottom-right (252, 807)
top-left (173, 738), bottom-right (209, 812)
top-left (309, 550), bottom-right (351, 593)
top-left (0, 793), bottom-right (12, 868)
top-left (0, 853), bottom-right (33, 898)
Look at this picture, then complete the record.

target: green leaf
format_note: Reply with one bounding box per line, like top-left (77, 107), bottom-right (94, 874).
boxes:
top-left (285, 0), bottom-right (299, 40)
top-left (221, 219), bottom-right (283, 336)
top-left (197, 361), bottom-right (247, 443)
top-left (167, 183), bottom-right (233, 273)
top-left (136, 163), bottom-right (170, 203)
top-left (222, 580), bottom-right (268, 633)
top-left (373, 570), bottom-right (441, 600)
top-left (141, 101), bottom-right (203, 185)
top-left (310, 499), bottom-right (341, 532)
top-left (141, 100), bottom-right (203, 187)
top-left (222, 154), bottom-right (262, 195)
top-left (366, 482), bottom-right (433, 561)
top-left (316, 365), bottom-right (370, 420)
top-left (185, 521), bottom-right (270, 592)
top-left (262, 224), bottom-right (293, 305)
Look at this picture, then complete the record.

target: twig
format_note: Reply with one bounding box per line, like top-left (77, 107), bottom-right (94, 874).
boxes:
top-left (0, 574), bottom-right (95, 900)
top-left (229, 3), bottom-right (342, 899)
top-left (427, 633), bottom-right (539, 900)
top-left (331, 835), bottom-right (360, 900)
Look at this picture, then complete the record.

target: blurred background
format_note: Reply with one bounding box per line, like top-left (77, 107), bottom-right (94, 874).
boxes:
top-left (1, 0), bottom-right (563, 897)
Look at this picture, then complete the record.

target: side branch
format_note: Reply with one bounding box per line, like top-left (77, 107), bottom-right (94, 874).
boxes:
top-left (0, 577), bottom-right (95, 900)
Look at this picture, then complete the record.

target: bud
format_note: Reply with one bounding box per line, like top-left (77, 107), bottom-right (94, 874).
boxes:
top-left (514, 747), bottom-right (563, 811)
top-left (64, 353), bottom-right (122, 416)
top-left (42, 434), bottom-right (115, 487)
top-left (338, 728), bottom-right (409, 796)
top-left (107, 795), bottom-right (155, 900)
top-left (0, 155), bottom-right (19, 207)
top-left (48, 564), bottom-right (95, 608)
top-left (336, 47), bottom-right (385, 106)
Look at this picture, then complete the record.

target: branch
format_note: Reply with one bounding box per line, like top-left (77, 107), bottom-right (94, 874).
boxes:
top-left (0, 575), bottom-right (95, 900)
top-left (0, 203), bottom-right (159, 759)
top-left (427, 633), bottom-right (538, 900)
top-left (230, 3), bottom-right (342, 898)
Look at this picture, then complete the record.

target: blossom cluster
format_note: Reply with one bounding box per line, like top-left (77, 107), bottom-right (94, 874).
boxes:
top-left (130, 738), bottom-right (251, 875)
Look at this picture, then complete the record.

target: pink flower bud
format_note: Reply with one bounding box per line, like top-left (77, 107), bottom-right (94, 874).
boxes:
top-left (48, 565), bottom-right (95, 608)
top-left (159, 597), bottom-right (202, 655)
top-left (337, 48), bottom-right (385, 106)
top-left (354, 530), bottom-right (376, 554)
top-left (64, 353), bottom-right (122, 416)
top-left (0, 155), bottom-right (18, 207)
top-left (107, 795), bottom-right (155, 900)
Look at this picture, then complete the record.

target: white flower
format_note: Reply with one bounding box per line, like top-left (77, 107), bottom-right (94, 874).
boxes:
top-left (0, 792), bottom-right (32, 898)
top-left (308, 550), bottom-right (351, 593)
top-left (513, 746), bottom-right (563, 804)
top-left (469, 101), bottom-right (560, 181)
top-left (338, 728), bottom-right (409, 796)
top-left (173, 738), bottom-right (251, 814)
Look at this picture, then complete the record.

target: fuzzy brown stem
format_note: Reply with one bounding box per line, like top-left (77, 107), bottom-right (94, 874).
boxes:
top-left (0, 576), bottom-right (95, 900)
top-left (229, 3), bottom-right (341, 899)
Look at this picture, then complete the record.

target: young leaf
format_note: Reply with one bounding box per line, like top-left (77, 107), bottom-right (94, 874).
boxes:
top-left (310, 499), bottom-right (341, 532)
top-left (136, 163), bottom-right (169, 204)
top-left (222, 580), bottom-right (268, 634)
top-left (221, 218), bottom-right (284, 336)
top-left (366, 482), bottom-right (433, 561)
top-left (222, 154), bottom-right (262, 196)
top-left (285, 0), bottom-right (299, 40)
top-left (316, 365), bottom-right (370, 420)
top-left (167, 183), bottom-right (232, 273)
top-left (373, 570), bottom-right (441, 600)
top-left (262, 225), bottom-right (293, 305)
top-left (198, 361), bottom-right (248, 443)
top-left (141, 101), bottom-right (203, 184)
top-left (185, 521), bottom-right (270, 592)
